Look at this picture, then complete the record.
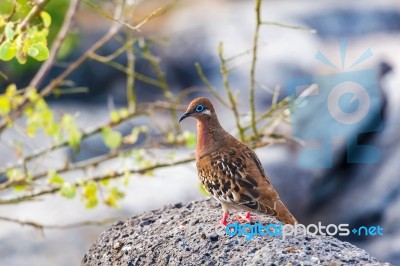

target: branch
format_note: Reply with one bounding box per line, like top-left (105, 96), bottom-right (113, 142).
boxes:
top-left (16, 0), bottom-right (51, 33)
top-left (249, 0), bottom-right (262, 139)
top-left (97, 59), bottom-right (164, 88)
top-left (29, 0), bottom-right (80, 89)
top-left (194, 62), bottom-right (230, 108)
top-left (89, 37), bottom-right (137, 63)
top-left (0, 156), bottom-right (195, 204)
top-left (218, 42), bottom-right (245, 141)
top-left (142, 41), bottom-right (181, 134)
top-left (0, 101), bottom-right (181, 183)
top-left (0, 216), bottom-right (123, 230)
top-left (0, 1), bottom-right (167, 135)
top-left (83, 0), bottom-right (170, 32)
top-left (0, 149), bottom-right (120, 191)
top-left (262, 21), bottom-right (316, 33)
top-left (125, 30), bottom-right (136, 111)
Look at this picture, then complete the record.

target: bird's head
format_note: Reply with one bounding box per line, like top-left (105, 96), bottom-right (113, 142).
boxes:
top-left (179, 97), bottom-right (215, 123)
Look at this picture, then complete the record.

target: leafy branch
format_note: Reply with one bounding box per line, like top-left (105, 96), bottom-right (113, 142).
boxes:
top-left (0, 101), bottom-right (181, 189)
top-left (0, 0), bottom-right (171, 135)
top-left (0, 156), bottom-right (195, 205)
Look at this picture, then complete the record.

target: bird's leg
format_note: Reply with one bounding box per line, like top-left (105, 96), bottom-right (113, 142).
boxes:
top-left (220, 210), bottom-right (229, 226)
top-left (246, 212), bottom-right (257, 220)
top-left (234, 212), bottom-right (256, 223)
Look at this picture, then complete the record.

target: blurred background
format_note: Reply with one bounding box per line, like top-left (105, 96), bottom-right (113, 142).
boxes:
top-left (0, 0), bottom-right (399, 265)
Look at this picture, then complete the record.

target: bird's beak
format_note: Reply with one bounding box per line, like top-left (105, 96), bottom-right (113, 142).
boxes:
top-left (179, 112), bottom-right (191, 123)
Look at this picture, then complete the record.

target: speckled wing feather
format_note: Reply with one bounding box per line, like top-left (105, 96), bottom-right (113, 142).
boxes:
top-left (197, 145), bottom-right (297, 225)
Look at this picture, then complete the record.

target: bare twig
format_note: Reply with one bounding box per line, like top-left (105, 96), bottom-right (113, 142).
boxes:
top-left (90, 37), bottom-right (137, 63)
top-left (126, 30), bottom-right (136, 111)
top-left (0, 216), bottom-right (123, 230)
top-left (98, 59), bottom-right (164, 88)
top-left (249, 0), bottom-right (262, 139)
top-left (218, 42), bottom-right (245, 141)
top-left (82, 0), bottom-right (176, 32)
top-left (262, 21), bottom-right (316, 33)
top-left (194, 62), bottom-right (230, 108)
top-left (142, 40), bottom-right (181, 134)
top-left (4, 0), bottom-right (17, 21)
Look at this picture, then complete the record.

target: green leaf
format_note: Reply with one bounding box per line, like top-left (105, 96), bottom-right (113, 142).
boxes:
top-left (0, 16), bottom-right (5, 28)
top-left (5, 84), bottom-right (17, 98)
top-left (27, 88), bottom-right (39, 102)
top-left (82, 181), bottom-right (98, 208)
top-left (61, 114), bottom-right (82, 151)
top-left (13, 184), bottom-right (26, 192)
top-left (47, 170), bottom-right (64, 185)
top-left (104, 194), bottom-right (118, 208)
top-left (119, 108), bottom-right (129, 119)
top-left (85, 197), bottom-right (98, 208)
top-left (102, 127), bottom-right (122, 149)
top-left (40, 11), bottom-right (52, 28)
top-left (104, 187), bottom-right (125, 209)
top-left (35, 98), bottom-right (48, 111)
top-left (123, 169), bottom-right (130, 185)
top-left (60, 182), bottom-right (77, 199)
top-left (68, 130), bottom-right (82, 152)
top-left (16, 50), bottom-right (27, 64)
top-left (0, 41), bottom-right (16, 61)
top-left (166, 132), bottom-right (175, 143)
top-left (61, 114), bottom-right (74, 129)
top-left (0, 95), bottom-right (11, 115)
top-left (183, 130), bottom-right (196, 148)
top-left (45, 122), bottom-right (60, 138)
top-left (30, 43), bottom-right (49, 61)
top-left (110, 110), bottom-right (120, 123)
top-left (5, 22), bottom-right (14, 40)
top-left (82, 181), bottom-right (97, 198)
top-left (28, 46), bottom-right (39, 57)
top-left (100, 178), bottom-right (110, 186)
top-left (6, 168), bottom-right (24, 181)
top-left (131, 149), bottom-right (144, 162)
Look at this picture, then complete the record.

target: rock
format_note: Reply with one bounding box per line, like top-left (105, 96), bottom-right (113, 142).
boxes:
top-left (82, 198), bottom-right (391, 266)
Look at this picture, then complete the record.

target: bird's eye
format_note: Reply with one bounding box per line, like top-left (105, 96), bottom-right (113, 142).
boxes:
top-left (195, 104), bottom-right (205, 112)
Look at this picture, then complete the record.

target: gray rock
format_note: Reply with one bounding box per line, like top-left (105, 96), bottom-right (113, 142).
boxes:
top-left (82, 198), bottom-right (391, 266)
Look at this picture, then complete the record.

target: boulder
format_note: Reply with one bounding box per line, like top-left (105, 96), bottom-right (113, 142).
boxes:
top-left (82, 198), bottom-right (391, 266)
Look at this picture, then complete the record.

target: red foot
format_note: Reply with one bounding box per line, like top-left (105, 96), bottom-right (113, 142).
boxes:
top-left (220, 211), bottom-right (229, 226)
top-left (233, 212), bottom-right (257, 223)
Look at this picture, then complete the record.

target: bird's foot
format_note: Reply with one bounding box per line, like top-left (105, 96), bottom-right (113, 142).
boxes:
top-left (220, 210), bottom-right (229, 226)
top-left (233, 212), bottom-right (257, 224)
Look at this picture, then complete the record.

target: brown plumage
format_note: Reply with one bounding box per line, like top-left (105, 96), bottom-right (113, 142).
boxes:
top-left (179, 97), bottom-right (297, 225)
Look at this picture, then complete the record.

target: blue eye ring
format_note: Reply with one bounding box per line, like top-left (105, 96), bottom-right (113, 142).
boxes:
top-left (195, 104), bottom-right (205, 112)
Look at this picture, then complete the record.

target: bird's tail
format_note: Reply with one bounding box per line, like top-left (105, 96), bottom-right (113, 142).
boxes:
top-left (259, 195), bottom-right (297, 225)
top-left (274, 199), bottom-right (297, 225)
